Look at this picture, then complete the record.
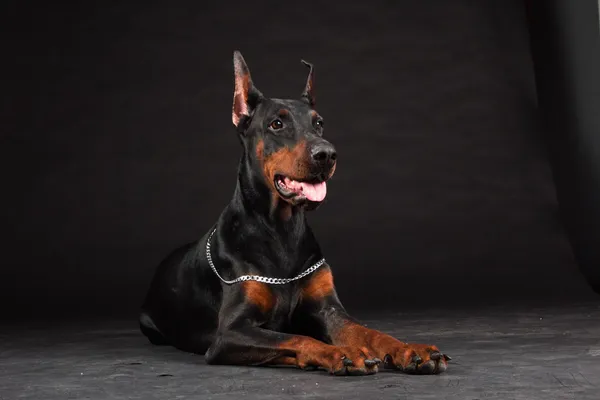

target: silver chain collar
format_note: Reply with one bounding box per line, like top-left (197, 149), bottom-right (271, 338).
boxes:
top-left (205, 228), bottom-right (326, 285)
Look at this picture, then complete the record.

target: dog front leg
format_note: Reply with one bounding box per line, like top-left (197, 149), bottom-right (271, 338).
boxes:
top-left (322, 307), bottom-right (451, 374)
top-left (204, 326), bottom-right (379, 375)
top-left (301, 266), bottom-right (450, 374)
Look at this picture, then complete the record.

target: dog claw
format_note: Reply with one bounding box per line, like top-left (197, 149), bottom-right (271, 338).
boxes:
top-left (364, 359), bottom-right (377, 367)
top-left (373, 358), bottom-right (382, 365)
top-left (443, 354), bottom-right (452, 361)
top-left (342, 357), bottom-right (354, 367)
top-left (383, 354), bottom-right (394, 369)
top-left (429, 351), bottom-right (441, 361)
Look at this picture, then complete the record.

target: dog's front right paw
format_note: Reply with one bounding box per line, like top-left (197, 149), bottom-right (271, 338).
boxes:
top-left (297, 346), bottom-right (380, 376)
top-left (331, 346), bottom-right (381, 376)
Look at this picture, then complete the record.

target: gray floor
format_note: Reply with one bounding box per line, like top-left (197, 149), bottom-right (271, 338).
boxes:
top-left (2, 302), bottom-right (600, 400)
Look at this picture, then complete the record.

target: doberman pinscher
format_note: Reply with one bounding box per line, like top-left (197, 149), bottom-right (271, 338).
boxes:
top-left (139, 51), bottom-right (450, 375)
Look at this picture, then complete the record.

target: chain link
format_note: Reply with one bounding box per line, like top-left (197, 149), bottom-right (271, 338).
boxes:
top-left (206, 228), bottom-right (326, 285)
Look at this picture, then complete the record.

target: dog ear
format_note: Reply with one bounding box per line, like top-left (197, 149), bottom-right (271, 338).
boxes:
top-left (300, 60), bottom-right (315, 107)
top-left (232, 51), bottom-right (263, 127)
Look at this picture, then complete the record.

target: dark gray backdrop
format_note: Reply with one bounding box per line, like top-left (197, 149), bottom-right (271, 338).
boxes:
top-left (2, 0), bottom-right (596, 320)
top-left (526, 0), bottom-right (600, 299)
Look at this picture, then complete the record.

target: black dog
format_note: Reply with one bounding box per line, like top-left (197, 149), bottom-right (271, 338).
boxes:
top-left (139, 51), bottom-right (450, 375)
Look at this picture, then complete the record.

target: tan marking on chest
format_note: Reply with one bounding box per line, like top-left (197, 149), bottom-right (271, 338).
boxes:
top-left (242, 280), bottom-right (275, 313)
top-left (302, 267), bottom-right (334, 300)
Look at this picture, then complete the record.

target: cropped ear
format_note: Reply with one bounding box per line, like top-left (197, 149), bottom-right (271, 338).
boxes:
top-left (232, 51), bottom-right (263, 127)
top-left (300, 59), bottom-right (315, 107)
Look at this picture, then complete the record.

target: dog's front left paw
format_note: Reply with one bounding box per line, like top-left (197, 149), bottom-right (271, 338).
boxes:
top-left (383, 344), bottom-right (450, 374)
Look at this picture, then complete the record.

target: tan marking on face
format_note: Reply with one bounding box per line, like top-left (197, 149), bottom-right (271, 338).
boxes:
top-left (262, 140), bottom-right (311, 189)
top-left (256, 139), bottom-right (265, 159)
top-left (328, 162), bottom-right (336, 180)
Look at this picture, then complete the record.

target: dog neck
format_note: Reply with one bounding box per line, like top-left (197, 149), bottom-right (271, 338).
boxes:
top-left (216, 147), bottom-right (322, 278)
top-left (233, 150), bottom-right (307, 234)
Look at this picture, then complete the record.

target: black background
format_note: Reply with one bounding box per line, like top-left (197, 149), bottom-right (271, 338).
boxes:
top-left (2, 0), bottom-right (598, 321)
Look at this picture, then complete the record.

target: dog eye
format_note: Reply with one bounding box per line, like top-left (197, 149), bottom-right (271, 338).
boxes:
top-left (269, 119), bottom-right (283, 130)
top-left (315, 120), bottom-right (324, 128)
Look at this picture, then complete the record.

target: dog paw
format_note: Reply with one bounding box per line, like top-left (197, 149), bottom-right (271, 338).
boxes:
top-left (330, 346), bottom-right (380, 376)
top-left (384, 344), bottom-right (450, 374)
top-left (296, 346), bottom-right (380, 376)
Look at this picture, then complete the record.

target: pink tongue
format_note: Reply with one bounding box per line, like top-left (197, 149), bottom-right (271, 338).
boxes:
top-left (298, 181), bottom-right (327, 202)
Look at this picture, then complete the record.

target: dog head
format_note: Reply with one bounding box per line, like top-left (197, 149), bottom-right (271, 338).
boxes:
top-left (231, 51), bottom-right (337, 209)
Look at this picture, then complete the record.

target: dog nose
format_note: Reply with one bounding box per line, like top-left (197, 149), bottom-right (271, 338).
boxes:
top-left (311, 143), bottom-right (337, 165)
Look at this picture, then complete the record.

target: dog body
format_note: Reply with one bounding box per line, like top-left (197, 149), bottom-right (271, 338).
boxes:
top-left (139, 52), bottom-right (449, 375)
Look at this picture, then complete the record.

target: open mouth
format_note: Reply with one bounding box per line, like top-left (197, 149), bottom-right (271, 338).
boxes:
top-left (274, 175), bottom-right (327, 202)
